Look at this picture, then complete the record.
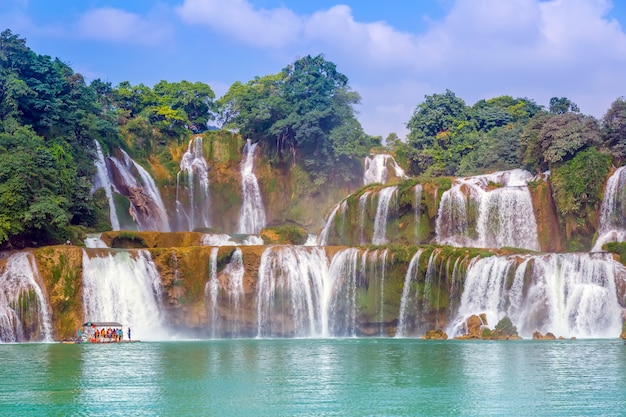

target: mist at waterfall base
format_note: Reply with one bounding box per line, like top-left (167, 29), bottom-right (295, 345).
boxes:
top-left (1, 339), bottom-right (625, 416)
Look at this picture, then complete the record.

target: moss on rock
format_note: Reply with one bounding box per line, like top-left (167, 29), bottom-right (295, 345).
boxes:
top-left (260, 225), bottom-right (308, 245)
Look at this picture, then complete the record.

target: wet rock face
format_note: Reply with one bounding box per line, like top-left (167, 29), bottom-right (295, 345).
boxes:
top-left (422, 329), bottom-right (448, 340)
top-left (260, 226), bottom-right (308, 245)
top-left (460, 315), bottom-right (485, 339)
top-left (532, 331), bottom-right (557, 340)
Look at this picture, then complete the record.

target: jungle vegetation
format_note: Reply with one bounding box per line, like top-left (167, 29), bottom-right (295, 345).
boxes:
top-left (1, 29), bottom-right (625, 249)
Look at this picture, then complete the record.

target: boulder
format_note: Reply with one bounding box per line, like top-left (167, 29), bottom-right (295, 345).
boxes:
top-left (422, 329), bottom-right (448, 340)
top-left (532, 331), bottom-right (557, 340)
top-left (260, 225), bottom-right (308, 245)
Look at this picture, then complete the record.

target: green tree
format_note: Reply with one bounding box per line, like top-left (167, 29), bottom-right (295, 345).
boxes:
top-left (549, 96), bottom-right (580, 114)
top-left (601, 97), bottom-right (626, 164)
top-left (520, 113), bottom-right (600, 172)
top-left (152, 80), bottom-right (215, 133)
top-left (0, 128), bottom-right (73, 247)
top-left (218, 55), bottom-right (374, 182)
top-left (407, 89), bottom-right (469, 148)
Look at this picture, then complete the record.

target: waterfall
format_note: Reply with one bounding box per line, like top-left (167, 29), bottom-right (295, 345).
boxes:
top-left (238, 139), bottom-right (266, 234)
top-left (84, 233), bottom-right (108, 248)
top-left (256, 246), bottom-right (329, 338)
top-left (0, 253), bottom-right (53, 342)
top-left (376, 249), bottom-right (389, 335)
top-left (304, 234), bottom-right (318, 246)
top-left (82, 249), bottom-right (167, 341)
top-left (358, 192), bottom-right (371, 245)
top-left (449, 252), bottom-right (626, 338)
top-left (325, 248), bottom-right (392, 336)
top-left (201, 233), bottom-right (240, 246)
top-left (205, 248), bottom-right (219, 338)
top-left (326, 248), bottom-right (360, 337)
top-left (414, 184), bottom-right (423, 244)
top-left (92, 140), bottom-right (120, 230)
top-left (224, 248), bottom-right (246, 337)
top-left (396, 249), bottom-right (424, 337)
top-left (108, 150), bottom-right (170, 231)
top-left (363, 154), bottom-right (406, 185)
top-left (176, 136), bottom-right (211, 231)
top-left (436, 169), bottom-right (539, 250)
top-left (372, 186), bottom-right (397, 245)
top-left (203, 247), bottom-right (247, 338)
top-left (422, 249), bottom-right (446, 330)
top-left (317, 200), bottom-right (347, 246)
top-left (593, 166), bottom-right (626, 251)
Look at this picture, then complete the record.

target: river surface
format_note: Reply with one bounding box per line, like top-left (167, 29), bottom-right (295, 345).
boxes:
top-left (0, 338), bottom-right (625, 416)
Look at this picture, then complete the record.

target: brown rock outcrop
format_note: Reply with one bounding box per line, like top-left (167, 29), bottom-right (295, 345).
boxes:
top-left (422, 329), bottom-right (448, 340)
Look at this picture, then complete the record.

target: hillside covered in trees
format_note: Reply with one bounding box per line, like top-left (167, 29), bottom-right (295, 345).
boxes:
top-left (1, 28), bottom-right (626, 249)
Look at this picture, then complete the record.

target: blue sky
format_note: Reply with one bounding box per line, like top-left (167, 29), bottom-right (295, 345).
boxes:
top-left (2, 0), bottom-right (626, 138)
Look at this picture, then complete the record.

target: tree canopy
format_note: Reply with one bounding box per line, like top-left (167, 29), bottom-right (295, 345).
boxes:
top-left (218, 54), bottom-right (378, 182)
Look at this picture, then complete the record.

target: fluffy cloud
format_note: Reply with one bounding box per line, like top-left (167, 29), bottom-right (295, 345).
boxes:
top-left (176, 0), bottom-right (302, 48)
top-left (76, 7), bottom-right (172, 46)
top-left (174, 0), bottom-right (626, 134)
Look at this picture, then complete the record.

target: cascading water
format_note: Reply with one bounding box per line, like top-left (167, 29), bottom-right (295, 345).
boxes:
top-left (375, 249), bottom-right (389, 335)
top-left (175, 136), bottom-right (211, 231)
top-left (326, 248), bottom-right (360, 337)
top-left (593, 166), bottom-right (626, 251)
top-left (396, 249), bottom-right (424, 337)
top-left (84, 233), bottom-right (108, 248)
top-left (238, 139), bottom-right (266, 234)
top-left (413, 184), bottom-right (423, 244)
top-left (449, 252), bottom-right (626, 338)
top-left (224, 248), bottom-right (246, 337)
top-left (256, 246), bottom-right (329, 337)
top-left (92, 140), bottom-right (120, 230)
top-left (205, 247), bottom-right (220, 338)
top-left (358, 191), bottom-right (371, 245)
top-left (363, 154), bottom-right (406, 185)
top-left (82, 249), bottom-right (167, 341)
top-left (0, 252), bottom-right (53, 342)
top-left (325, 248), bottom-right (392, 337)
top-left (108, 150), bottom-right (170, 231)
top-left (204, 247), bottom-right (248, 338)
top-left (436, 169), bottom-right (540, 250)
top-left (317, 200), bottom-right (347, 246)
top-left (372, 186), bottom-right (397, 245)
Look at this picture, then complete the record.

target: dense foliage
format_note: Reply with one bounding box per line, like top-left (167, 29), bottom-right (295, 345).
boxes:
top-left (218, 54), bottom-right (380, 183)
top-left (0, 30), bottom-right (115, 247)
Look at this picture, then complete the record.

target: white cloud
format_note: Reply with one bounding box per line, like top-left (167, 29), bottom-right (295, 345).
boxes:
top-left (176, 0), bottom-right (302, 48)
top-left (76, 7), bottom-right (172, 46)
top-left (175, 0), bottom-right (626, 131)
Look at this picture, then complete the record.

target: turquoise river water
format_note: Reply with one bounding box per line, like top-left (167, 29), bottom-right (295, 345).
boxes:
top-left (0, 339), bottom-right (625, 416)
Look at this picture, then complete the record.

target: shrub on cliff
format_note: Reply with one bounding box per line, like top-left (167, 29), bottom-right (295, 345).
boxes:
top-left (260, 226), bottom-right (308, 245)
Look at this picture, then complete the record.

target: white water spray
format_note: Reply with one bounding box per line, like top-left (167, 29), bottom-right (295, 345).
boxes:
top-left (256, 246), bottom-right (329, 337)
top-left (238, 139), bottom-right (266, 234)
top-left (593, 166), bottom-right (626, 251)
top-left (397, 249), bottom-right (424, 337)
top-left (109, 150), bottom-right (170, 231)
top-left (176, 136), bottom-right (211, 231)
top-left (363, 154), bottom-right (406, 185)
top-left (92, 140), bottom-right (120, 230)
top-left (449, 253), bottom-right (625, 338)
top-left (436, 169), bottom-right (539, 250)
top-left (372, 186), bottom-right (397, 245)
top-left (82, 250), bottom-right (167, 340)
top-left (0, 252), bottom-right (52, 342)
